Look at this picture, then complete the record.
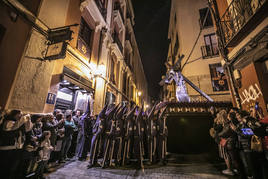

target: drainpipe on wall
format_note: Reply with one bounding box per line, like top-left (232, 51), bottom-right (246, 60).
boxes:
top-left (208, 0), bottom-right (242, 109)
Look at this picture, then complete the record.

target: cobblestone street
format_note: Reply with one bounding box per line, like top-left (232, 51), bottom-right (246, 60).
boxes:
top-left (46, 154), bottom-right (235, 179)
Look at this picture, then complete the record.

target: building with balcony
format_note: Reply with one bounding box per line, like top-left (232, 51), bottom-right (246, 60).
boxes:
top-left (163, 0), bottom-right (231, 102)
top-left (0, 0), bottom-right (148, 114)
top-left (209, 0), bottom-right (268, 115)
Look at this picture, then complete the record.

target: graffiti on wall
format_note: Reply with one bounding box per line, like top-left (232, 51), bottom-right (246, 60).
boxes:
top-left (239, 83), bottom-right (263, 105)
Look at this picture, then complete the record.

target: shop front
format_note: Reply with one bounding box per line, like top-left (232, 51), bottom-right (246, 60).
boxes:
top-left (43, 47), bottom-right (96, 114)
top-left (54, 66), bottom-right (94, 113)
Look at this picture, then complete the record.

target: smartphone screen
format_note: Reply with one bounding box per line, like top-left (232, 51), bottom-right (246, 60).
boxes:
top-left (241, 128), bottom-right (254, 135)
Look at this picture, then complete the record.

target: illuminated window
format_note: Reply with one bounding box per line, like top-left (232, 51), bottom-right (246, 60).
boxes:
top-left (57, 91), bottom-right (73, 102)
top-left (202, 33), bottom-right (219, 58)
top-left (209, 63), bottom-right (229, 91)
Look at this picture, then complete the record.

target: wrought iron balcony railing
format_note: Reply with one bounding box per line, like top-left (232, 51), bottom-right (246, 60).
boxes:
top-left (113, 33), bottom-right (123, 52)
top-left (201, 44), bottom-right (219, 58)
top-left (94, 0), bottom-right (107, 20)
top-left (220, 0), bottom-right (266, 47)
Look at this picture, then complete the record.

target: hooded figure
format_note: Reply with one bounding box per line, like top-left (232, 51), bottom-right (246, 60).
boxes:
top-left (87, 104), bottom-right (108, 168)
top-left (146, 103), bottom-right (159, 164)
top-left (121, 105), bottom-right (137, 165)
top-left (101, 103), bottom-right (121, 168)
top-left (131, 107), bottom-right (144, 168)
top-left (157, 105), bottom-right (168, 165)
top-left (110, 104), bottom-right (126, 166)
top-left (77, 99), bottom-right (94, 160)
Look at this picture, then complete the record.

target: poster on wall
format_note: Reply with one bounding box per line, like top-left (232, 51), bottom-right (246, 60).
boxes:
top-left (46, 93), bottom-right (56, 104)
top-left (209, 63), bottom-right (229, 92)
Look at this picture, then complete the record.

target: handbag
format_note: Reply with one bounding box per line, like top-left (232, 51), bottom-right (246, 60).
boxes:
top-left (251, 135), bottom-right (263, 152)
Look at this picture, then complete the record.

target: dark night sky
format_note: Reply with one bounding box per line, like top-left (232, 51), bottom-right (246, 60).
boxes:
top-left (132, 0), bottom-right (171, 100)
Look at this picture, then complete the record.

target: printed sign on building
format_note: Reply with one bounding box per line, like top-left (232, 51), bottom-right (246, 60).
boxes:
top-left (46, 93), bottom-right (56, 104)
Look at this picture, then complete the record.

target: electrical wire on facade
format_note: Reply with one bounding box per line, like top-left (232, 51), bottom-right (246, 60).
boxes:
top-left (181, 7), bottom-right (210, 71)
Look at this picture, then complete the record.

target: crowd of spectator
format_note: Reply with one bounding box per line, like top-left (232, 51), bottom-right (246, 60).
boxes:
top-left (210, 102), bottom-right (268, 179)
top-left (0, 107), bottom-right (93, 179)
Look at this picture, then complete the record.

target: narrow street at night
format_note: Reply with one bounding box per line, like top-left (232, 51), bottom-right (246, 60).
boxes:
top-left (1, 0), bottom-right (268, 179)
top-left (46, 154), bottom-right (229, 179)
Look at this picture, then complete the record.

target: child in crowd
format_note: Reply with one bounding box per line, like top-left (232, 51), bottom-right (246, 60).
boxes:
top-left (36, 131), bottom-right (54, 179)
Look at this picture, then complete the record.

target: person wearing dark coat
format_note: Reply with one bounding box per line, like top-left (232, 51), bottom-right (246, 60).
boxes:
top-left (60, 113), bottom-right (76, 162)
top-left (42, 114), bottom-right (64, 147)
top-left (101, 104), bottom-right (120, 168)
top-left (77, 101), bottom-right (94, 161)
top-left (122, 106), bottom-right (136, 166)
top-left (146, 103), bottom-right (158, 164)
top-left (87, 105), bottom-right (108, 168)
top-left (113, 105), bottom-right (126, 166)
top-left (131, 108), bottom-right (145, 169)
top-left (0, 110), bottom-right (33, 179)
top-left (157, 105), bottom-right (168, 165)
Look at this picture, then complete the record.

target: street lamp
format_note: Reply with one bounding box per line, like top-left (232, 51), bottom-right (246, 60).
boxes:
top-left (138, 91), bottom-right (142, 97)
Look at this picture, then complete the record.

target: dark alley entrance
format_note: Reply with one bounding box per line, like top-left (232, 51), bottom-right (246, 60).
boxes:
top-left (166, 112), bottom-right (215, 154)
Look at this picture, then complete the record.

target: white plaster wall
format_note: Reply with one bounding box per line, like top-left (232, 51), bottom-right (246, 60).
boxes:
top-left (168, 0), bottom-right (231, 101)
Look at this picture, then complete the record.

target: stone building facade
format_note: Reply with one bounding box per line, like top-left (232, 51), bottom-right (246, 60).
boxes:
top-left (209, 0), bottom-right (268, 115)
top-left (1, 0), bottom-right (148, 114)
top-left (162, 0), bottom-right (232, 102)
